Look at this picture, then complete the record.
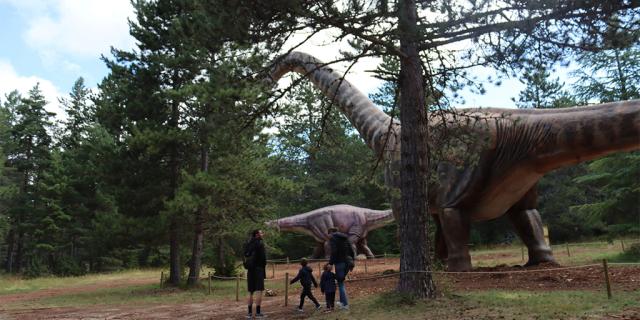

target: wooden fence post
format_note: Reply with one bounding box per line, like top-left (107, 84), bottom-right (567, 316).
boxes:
top-left (521, 247), bottom-right (525, 262)
top-left (364, 259), bottom-right (368, 274)
top-left (208, 272), bottom-right (211, 295)
top-left (160, 271), bottom-right (164, 288)
top-left (383, 252), bottom-right (387, 265)
top-left (235, 276), bottom-right (240, 302)
top-left (566, 243), bottom-right (571, 257)
top-left (272, 263), bottom-right (276, 279)
top-left (621, 239), bottom-right (625, 252)
top-left (285, 272), bottom-right (289, 306)
top-left (286, 257), bottom-right (290, 271)
top-left (602, 259), bottom-right (612, 299)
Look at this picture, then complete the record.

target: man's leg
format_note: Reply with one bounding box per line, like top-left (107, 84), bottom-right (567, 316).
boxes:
top-left (255, 290), bottom-right (263, 313)
top-left (247, 292), bottom-right (254, 316)
top-left (335, 262), bottom-right (349, 306)
top-left (299, 289), bottom-right (306, 309)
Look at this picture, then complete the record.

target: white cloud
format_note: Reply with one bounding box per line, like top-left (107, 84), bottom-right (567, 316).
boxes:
top-left (0, 60), bottom-right (64, 117)
top-left (14, 0), bottom-right (135, 58)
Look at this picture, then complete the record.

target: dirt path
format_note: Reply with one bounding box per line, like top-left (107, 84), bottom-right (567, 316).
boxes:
top-left (1, 263), bottom-right (638, 320)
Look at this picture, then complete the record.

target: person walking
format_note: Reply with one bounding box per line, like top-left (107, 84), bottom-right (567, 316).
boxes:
top-left (328, 227), bottom-right (355, 310)
top-left (244, 229), bottom-right (267, 319)
top-left (290, 258), bottom-right (321, 312)
top-left (320, 263), bottom-right (337, 312)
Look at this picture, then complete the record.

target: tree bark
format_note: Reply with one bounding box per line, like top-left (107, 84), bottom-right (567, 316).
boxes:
top-left (187, 146), bottom-right (209, 287)
top-left (14, 230), bottom-right (24, 273)
top-left (168, 94), bottom-right (181, 286)
top-left (3, 228), bottom-right (15, 273)
top-left (397, 0), bottom-right (436, 298)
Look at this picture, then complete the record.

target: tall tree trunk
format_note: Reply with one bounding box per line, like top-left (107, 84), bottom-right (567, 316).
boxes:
top-left (397, 0), bottom-right (436, 298)
top-left (4, 228), bottom-right (15, 273)
top-left (187, 146), bottom-right (209, 287)
top-left (168, 97), bottom-right (181, 286)
top-left (14, 230), bottom-right (24, 273)
top-left (217, 236), bottom-right (225, 275)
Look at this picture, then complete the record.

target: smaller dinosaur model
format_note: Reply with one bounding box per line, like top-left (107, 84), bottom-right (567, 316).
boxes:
top-left (266, 204), bottom-right (394, 259)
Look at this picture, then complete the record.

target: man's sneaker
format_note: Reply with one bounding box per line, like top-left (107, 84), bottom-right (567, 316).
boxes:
top-left (245, 313), bottom-right (253, 319)
top-left (339, 304), bottom-right (350, 310)
top-left (336, 302), bottom-right (342, 307)
top-left (315, 304), bottom-right (322, 311)
top-left (296, 307), bottom-right (304, 313)
top-left (255, 313), bottom-right (267, 318)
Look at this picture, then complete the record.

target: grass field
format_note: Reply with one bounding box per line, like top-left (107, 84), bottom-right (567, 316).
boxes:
top-left (0, 239), bottom-right (638, 319)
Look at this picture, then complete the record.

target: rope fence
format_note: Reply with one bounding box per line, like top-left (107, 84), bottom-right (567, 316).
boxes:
top-left (179, 260), bottom-right (639, 304)
top-left (157, 239), bottom-right (638, 304)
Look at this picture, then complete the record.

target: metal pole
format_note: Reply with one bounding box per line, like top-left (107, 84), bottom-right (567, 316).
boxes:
top-left (602, 259), bottom-right (612, 299)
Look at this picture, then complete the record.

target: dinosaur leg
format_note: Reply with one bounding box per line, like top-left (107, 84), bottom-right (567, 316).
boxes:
top-left (439, 207), bottom-right (472, 271)
top-left (506, 209), bottom-right (555, 266)
top-left (433, 214), bottom-right (448, 262)
top-left (347, 234), bottom-right (360, 258)
top-left (323, 240), bottom-right (331, 259)
top-left (312, 242), bottom-right (325, 259)
top-left (358, 238), bottom-right (375, 258)
top-left (506, 186), bottom-right (556, 266)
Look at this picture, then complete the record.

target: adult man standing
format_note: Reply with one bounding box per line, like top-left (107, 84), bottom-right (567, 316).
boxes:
top-left (244, 229), bottom-right (267, 318)
top-left (328, 227), bottom-right (355, 310)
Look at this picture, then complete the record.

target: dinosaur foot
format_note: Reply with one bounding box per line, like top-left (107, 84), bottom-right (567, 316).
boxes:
top-left (446, 256), bottom-right (472, 272)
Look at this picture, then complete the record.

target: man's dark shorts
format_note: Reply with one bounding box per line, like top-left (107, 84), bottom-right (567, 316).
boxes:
top-left (247, 267), bottom-right (265, 292)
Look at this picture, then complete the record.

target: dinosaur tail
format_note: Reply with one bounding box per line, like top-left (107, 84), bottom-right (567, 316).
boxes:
top-left (516, 100), bottom-right (640, 172)
top-left (367, 209), bottom-right (394, 230)
top-left (267, 52), bottom-right (396, 154)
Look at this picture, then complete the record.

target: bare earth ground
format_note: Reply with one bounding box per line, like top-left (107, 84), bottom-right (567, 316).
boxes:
top-left (0, 258), bottom-right (638, 320)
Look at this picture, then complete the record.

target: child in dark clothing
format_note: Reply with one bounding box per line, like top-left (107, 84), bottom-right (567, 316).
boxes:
top-left (320, 263), bottom-right (337, 312)
top-left (289, 258), bottom-right (321, 312)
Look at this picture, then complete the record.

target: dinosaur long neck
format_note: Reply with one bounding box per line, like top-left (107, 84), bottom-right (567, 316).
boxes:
top-left (524, 100), bottom-right (640, 172)
top-left (366, 209), bottom-right (394, 230)
top-left (268, 52), bottom-right (395, 154)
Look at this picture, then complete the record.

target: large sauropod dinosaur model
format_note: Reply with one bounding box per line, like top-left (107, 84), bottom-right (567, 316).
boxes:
top-left (266, 51), bottom-right (640, 271)
top-left (265, 204), bottom-right (394, 258)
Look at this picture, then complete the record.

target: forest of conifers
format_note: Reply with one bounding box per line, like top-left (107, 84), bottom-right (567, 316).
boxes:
top-left (0, 1), bottom-right (638, 283)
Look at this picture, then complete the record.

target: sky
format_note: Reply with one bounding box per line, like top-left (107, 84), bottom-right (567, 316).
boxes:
top-left (0, 0), bottom-right (529, 119)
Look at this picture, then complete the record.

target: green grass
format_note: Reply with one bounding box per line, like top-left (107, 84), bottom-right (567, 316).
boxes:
top-left (1, 273), bottom-right (289, 310)
top-left (0, 269), bottom-right (158, 296)
top-left (2, 240), bottom-right (638, 318)
top-left (307, 289), bottom-right (640, 320)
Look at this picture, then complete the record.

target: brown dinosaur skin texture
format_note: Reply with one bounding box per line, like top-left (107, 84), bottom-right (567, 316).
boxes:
top-left (265, 204), bottom-right (394, 259)
top-left (267, 52), bottom-right (640, 271)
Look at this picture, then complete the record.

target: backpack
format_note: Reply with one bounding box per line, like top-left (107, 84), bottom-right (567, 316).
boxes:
top-left (242, 241), bottom-right (255, 270)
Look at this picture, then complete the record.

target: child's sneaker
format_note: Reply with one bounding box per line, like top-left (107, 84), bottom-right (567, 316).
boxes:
top-left (245, 313), bottom-right (253, 319)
